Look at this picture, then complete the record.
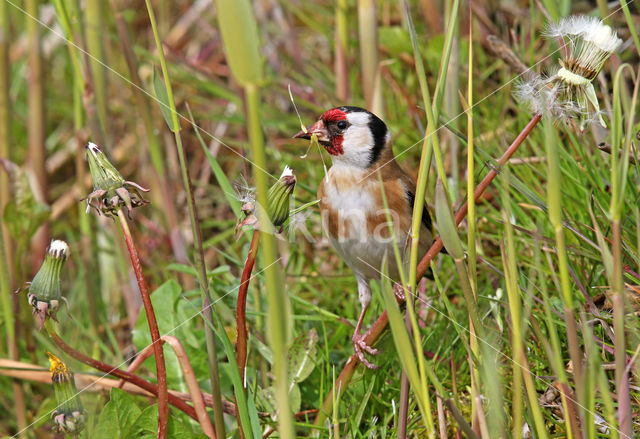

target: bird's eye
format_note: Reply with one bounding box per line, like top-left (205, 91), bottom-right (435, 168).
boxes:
top-left (337, 121), bottom-right (348, 130)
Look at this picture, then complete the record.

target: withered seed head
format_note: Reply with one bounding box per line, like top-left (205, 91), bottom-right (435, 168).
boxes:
top-left (83, 142), bottom-right (150, 217)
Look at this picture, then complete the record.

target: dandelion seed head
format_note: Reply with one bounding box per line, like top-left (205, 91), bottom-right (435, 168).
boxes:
top-left (232, 175), bottom-right (256, 204)
top-left (86, 141), bottom-right (101, 157)
top-left (517, 16), bottom-right (620, 129)
top-left (548, 16), bottom-right (621, 82)
top-left (583, 20), bottom-right (621, 53)
top-left (280, 165), bottom-right (293, 179)
top-left (48, 240), bottom-right (70, 259)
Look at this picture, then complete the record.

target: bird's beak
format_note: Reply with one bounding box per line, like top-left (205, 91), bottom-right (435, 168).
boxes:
top-left (293, 120), bottom-right (329, 143)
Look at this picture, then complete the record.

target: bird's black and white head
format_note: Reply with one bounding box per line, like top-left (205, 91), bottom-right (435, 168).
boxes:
top-left (295, 106), bottom-right (391, 168)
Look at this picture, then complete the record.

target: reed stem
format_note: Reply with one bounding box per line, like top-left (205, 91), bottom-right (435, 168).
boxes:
top-left (245, 83), bottom-right (294, 437)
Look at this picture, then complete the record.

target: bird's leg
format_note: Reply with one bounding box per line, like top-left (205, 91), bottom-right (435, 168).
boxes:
top-left (352, 279), bottom-right (379, 369)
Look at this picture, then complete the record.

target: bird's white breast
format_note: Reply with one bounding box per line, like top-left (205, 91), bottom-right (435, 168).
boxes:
top-left (320, 165), bottom-right (404, 281)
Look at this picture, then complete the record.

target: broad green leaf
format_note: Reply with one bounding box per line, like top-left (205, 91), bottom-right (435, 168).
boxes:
top-left (125, 405), bottom-right (156, 439)
top-left (153, 68), bottom-right (179, 132)
top-left (261, 384), bottom-right (301, 414)
top-left (289, 383), bottom-right (301, 414)
top-left (133, 280), bottom-right (186, 389)
top-left (126, 404), bottom-right (207, 439)
top-left (94, 388), bottom-right (141, 439)
top-left (287, 329), bottom-right (317, 385)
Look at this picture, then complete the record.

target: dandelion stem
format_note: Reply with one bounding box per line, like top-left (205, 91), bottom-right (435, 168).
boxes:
top-left (236, 230), bottom-right (260, 385)
top-left (117, 209), bottom-right (168, 439)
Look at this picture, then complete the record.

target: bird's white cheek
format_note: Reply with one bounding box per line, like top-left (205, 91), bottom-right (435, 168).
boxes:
top-left (337, 126), bottom-right (373, 168)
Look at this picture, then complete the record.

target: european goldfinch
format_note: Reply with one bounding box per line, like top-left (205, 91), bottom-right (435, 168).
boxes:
top-left (295, 106), bottom-right (434, 368)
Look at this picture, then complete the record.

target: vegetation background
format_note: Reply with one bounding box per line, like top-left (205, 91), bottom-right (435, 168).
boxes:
top-left (0, 0), bottom-right (638, 438)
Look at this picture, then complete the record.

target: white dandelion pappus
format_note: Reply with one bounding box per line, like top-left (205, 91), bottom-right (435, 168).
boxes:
top-left (515, 15), bottom-right (622, 129)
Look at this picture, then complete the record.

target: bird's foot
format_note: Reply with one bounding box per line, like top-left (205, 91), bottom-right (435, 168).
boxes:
top-left (352, 332), bottom-right (380, 369)
top-left (393, 283), bottom-right (408, 302)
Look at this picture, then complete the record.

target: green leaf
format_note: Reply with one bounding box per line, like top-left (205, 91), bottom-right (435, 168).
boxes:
top-left (126, 404), bottom-right (207, 439)
top-left (126, 405), bottom-right (156, 439)
top-left (434, 180), bottom-right (463, 258)
top-left (287, 329), bottom-right (317, 385)
top-left (133, 280), bottom-right (186, 388)
top-left (377, 257), bottom-right (431, 424)
top-left (261, 384), bottom-right (300, 414)
top-left (153, 68), bottom-right (179, 132)
top-left (94, 388), bottom-right (141, 439)
top-left (289, 383), bottom-right (301, 414)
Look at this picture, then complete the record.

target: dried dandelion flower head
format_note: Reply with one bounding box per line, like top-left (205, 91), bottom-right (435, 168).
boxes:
top-left (28, 240), bottom-right (69, 329)
top-left (515, 16), bottom-right (621, 129)
top-left (84, 142), bottom-right (150, 217)
top-left (47, 352), bottom-right (86, 434)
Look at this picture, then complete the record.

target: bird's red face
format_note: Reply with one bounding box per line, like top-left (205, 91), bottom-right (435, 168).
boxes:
top-left (295, 106), bottom-right (390, 168)
top-left (295, 108), bottom-right (348, 156)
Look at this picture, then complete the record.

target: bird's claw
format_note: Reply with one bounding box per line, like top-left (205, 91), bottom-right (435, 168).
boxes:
top-left (352, 332), bottom-right (380, 369)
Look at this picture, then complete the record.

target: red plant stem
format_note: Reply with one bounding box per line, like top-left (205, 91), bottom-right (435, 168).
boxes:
top-left (122, 336), bottom-right (215, 438)
top-left (118, 210), bottom-right (168, 438)
top-left (44, 322), bottom-right (197, 421)
top-left (314, 113), bottom-right (542, 427)
top-left (236, 230), bottom-right (260, 386)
